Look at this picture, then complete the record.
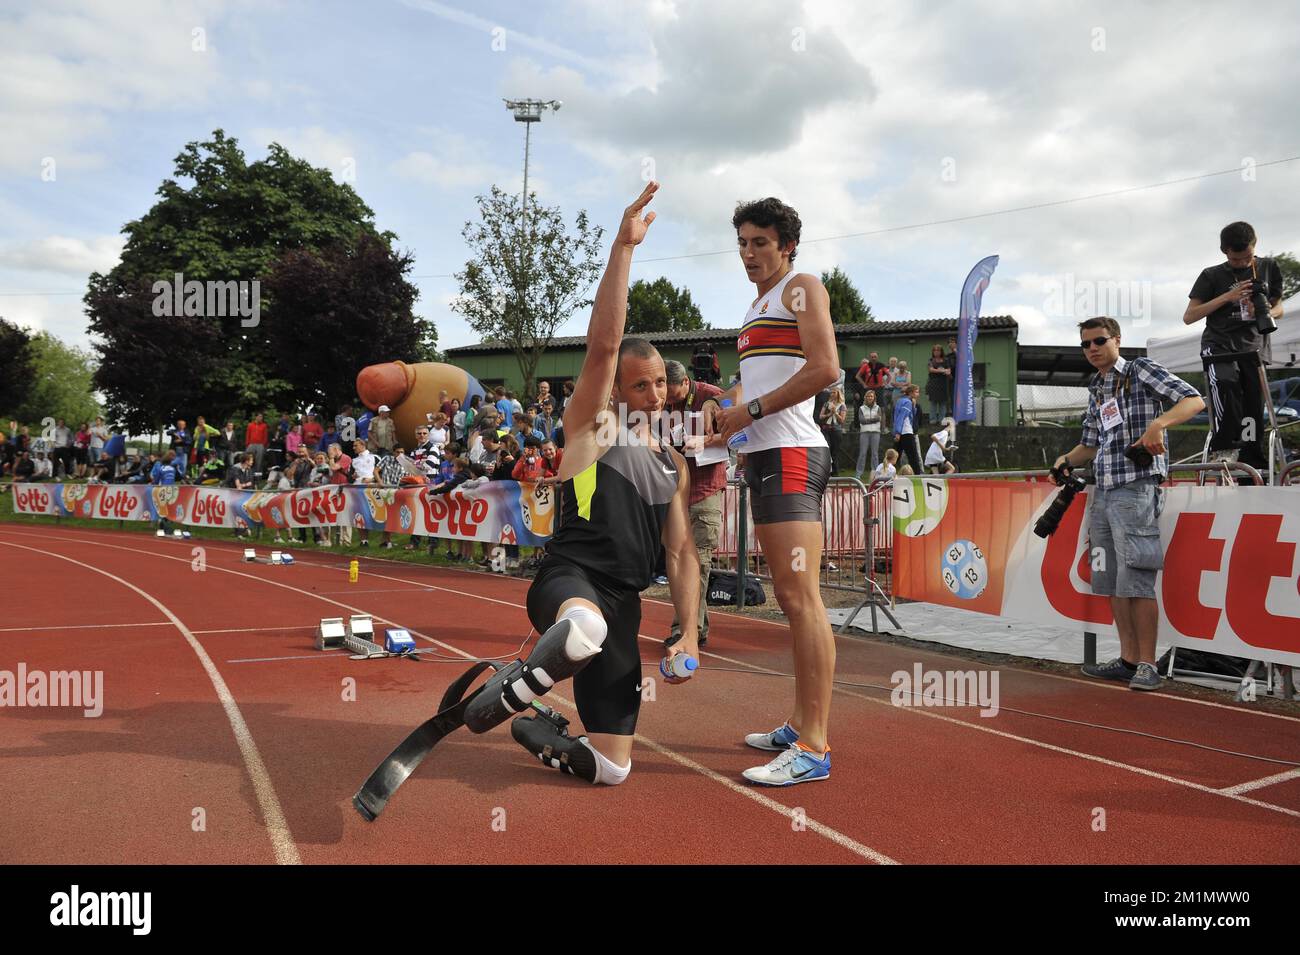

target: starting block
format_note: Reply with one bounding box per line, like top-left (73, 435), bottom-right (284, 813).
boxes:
top-left (172, 529), bottom-right (183, 539)
top-left (156, 529), bottom-right (166, 537)
top-left (280, 553), bottom-right (294, 565)
top-left (243, 548), bottom-right (257, 562)
top-left (384, 628), bottom-right (417, 653)
top-left (345, 615), bottom-right (385, 657)
top-left (316, 617), bottom-right (347, 650)
top-left (270, 550), bottom-right (283, 564)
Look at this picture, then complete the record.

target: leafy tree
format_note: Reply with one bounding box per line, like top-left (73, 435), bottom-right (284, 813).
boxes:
top-left (85, 129), bottom-right (428, 428)
top-left (1269, 251), bottom-right (1300, 301)
top-left (626, 277), bottom-right (707, 334)
top-left (262, 231), bottom-right (433, 414)
top-left (820, 266), bottom-right (874, 324)
top-left (0, 318), bottom-right (35, 418)
top-left (11, 332), bottom-right (100, 428)
top-left (453, 186), bottom-right (604, 398)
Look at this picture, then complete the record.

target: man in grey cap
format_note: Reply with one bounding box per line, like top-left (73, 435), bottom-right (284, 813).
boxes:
top-left (368, 404), bottom-right (396, 454)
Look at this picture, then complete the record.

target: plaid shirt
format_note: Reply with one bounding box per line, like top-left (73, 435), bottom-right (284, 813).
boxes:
top-left (1082, 356), bottom-right (1199, 489)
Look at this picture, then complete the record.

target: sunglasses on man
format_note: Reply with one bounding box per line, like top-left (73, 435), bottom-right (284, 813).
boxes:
top-left (1079, 335), bottom-right (1111, 349)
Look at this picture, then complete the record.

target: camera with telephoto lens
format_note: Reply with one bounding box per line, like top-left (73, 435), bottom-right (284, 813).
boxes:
top-left (1250, 278), bottom-right (1277, 336)
top-left (1034, 463), bottom-right (1090, 538)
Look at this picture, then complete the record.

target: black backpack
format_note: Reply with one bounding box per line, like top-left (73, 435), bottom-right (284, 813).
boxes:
top-left (705, 570), bottom-right (766, 606)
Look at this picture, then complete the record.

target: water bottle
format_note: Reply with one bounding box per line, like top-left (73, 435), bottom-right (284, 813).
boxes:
top-left (660, 653), bottom-right (699, 680)
top-left (719, 399), bottom-right (748, 449)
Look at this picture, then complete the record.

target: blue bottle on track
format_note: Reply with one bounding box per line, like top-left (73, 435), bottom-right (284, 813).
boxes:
top-left (660, 653), bottom-right (698, 680)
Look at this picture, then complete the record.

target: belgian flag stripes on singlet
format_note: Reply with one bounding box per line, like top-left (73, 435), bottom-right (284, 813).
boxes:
top-left (546, 435), bottom-right (679, 591)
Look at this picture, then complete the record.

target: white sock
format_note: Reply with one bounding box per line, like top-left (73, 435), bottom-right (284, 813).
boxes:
top-left (581, 739), bottom-right (631, 786)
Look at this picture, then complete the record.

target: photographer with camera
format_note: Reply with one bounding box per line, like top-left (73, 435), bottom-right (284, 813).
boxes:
top-left (1052, 318), bottom-right (1203, 691)
top-left (1183, 221), bottom-right (1285, 468)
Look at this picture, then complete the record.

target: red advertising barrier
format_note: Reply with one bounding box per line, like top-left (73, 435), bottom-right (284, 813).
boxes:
top-left (891, 477), bottom-right (1300, 667)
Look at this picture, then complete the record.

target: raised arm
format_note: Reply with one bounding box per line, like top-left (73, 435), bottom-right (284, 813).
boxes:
top-left (556, 182), bottom-right (659, 442)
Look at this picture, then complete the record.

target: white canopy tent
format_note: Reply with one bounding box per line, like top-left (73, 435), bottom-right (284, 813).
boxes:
top-left (1146, 294), bottom-right (1300, 372)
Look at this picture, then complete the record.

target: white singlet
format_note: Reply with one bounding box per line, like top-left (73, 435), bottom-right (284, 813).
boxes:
top-left (736, 271), bottom-right (828, 453)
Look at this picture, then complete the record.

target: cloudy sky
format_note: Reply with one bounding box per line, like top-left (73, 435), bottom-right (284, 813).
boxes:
top-left (2, 0), bottom-right (1298, 356)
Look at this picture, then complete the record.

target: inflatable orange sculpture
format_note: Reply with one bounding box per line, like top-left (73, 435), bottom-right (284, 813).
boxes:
top-left (356, 361), bottom-right (487, 449)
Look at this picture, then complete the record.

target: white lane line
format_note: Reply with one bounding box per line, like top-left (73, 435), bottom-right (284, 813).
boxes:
top-left (186, 536), bottom-right (1300, 727)
top-left (191, 625), bottom-right (317, 635)
top-left (0, 621), bottom-right (171, 633)
top-left (181, 542), bottom-right (1300, 822)
top-left (9, 529), bottom-right (891, 865)
top-left (1220, 767), bottom-right (1300, 796)
top-left (227, 652), bottom-right (350, 664)
top-left (689, 644), bottom-right (1300, 821)
top-left (0, 540), bottom-right (302, 865)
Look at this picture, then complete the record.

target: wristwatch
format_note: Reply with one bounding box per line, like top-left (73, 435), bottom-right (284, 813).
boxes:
top-left (747, 398), bottom-right (764, 419)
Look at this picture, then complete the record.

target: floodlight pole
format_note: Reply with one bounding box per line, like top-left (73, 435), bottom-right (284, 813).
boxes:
top-left (503, 98), bottom-right (561, 241)
top-left (502, 98), bottom-right (561, 396)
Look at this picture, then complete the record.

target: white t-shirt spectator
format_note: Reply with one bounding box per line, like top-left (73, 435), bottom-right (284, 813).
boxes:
top-left (351, 450), bottom-right (377, 482)
top-left (90, 423), bottom-right (108, 451)
top-left (428, 426), bottom-right (448, 452)
top-left (871, 461), bottom-right (897, 483)
top-left (925, 430), bottom-right (951, 467)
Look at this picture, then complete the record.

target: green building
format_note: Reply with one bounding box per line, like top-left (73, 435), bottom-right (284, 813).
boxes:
top-left (445, 315), bottom-right (1019, 425)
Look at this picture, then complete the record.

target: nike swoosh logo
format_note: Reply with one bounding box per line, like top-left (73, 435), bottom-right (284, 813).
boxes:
top-left (791, 765), bottom-right (817, 778)
top-left (762, 473), bottom-right (778, 482)
top-left (661, 466), bottom-right (676, 475)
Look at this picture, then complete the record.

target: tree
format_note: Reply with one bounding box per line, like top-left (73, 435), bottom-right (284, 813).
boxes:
top-left (85, 129), bottom-right (428, 428)
top-left (11, 332), bottom-right (100, 428)
top-left (1269, 251), bottom-right (1300, 301)
top-left (0, 318), bottom-right (35, 418)
top-left (821, 267), bottom-right (874, 324)
top-left (262, 231), bottom-right (434, 414)
top-left (453, 186), bottom-right (605, 398)
top-left (626, 277), bottom-right (707, 334)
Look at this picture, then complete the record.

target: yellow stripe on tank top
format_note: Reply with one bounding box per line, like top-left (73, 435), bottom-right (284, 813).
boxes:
top-left (573, 460), bottom-right (598, 520)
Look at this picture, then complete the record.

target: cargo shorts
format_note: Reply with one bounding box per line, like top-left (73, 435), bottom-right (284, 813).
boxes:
top-left (1086, 477), bottom-right (1165, 599)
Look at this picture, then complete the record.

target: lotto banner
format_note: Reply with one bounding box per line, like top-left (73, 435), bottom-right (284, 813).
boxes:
top-left (10, 481), bottom-right (556, 547)
top-left (891, 477), bottom-right (1300, 667)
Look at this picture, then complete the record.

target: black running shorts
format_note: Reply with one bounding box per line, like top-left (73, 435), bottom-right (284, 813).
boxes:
top-left (742, 445), bottom-right (832, 524)
top-left (525, 554), bottom-right (644, 736)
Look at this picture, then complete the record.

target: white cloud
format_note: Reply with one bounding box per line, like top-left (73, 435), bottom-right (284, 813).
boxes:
top-left (0, 0), bottom-right (230, 173)
top-left (247, 125), bottom-right (358, 178)
top-left (501, 0), bottom-right (1300, 350)
top-left (0, 235), bottom-right (126, 276)
top-left (390, 131), bottom-right (517, 190)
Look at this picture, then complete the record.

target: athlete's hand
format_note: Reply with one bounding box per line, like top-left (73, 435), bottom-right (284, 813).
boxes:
top-left (662, 646), bottom-right (698, 685)
top-left (714, 402), bottom-right (752, 442)
top-left (616, 181), bottom-right (659, 249)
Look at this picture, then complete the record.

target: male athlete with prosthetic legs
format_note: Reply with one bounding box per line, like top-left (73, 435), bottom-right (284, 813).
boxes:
top-left (464, 182), bottom-right (701, 785)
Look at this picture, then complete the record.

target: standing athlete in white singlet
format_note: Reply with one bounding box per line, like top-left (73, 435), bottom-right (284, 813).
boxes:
top-left (707, 198), bottom-right (840, 786)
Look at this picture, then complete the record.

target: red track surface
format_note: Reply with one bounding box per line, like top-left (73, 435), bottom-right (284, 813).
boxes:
top-left (1, 523), bottom-right (1297, 864)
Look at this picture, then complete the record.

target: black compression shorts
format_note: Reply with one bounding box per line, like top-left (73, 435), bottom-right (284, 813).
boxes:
top-left (742, 445), bottom-right (832, 524)
top-left (525, 554), bottom-right (643, 735)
